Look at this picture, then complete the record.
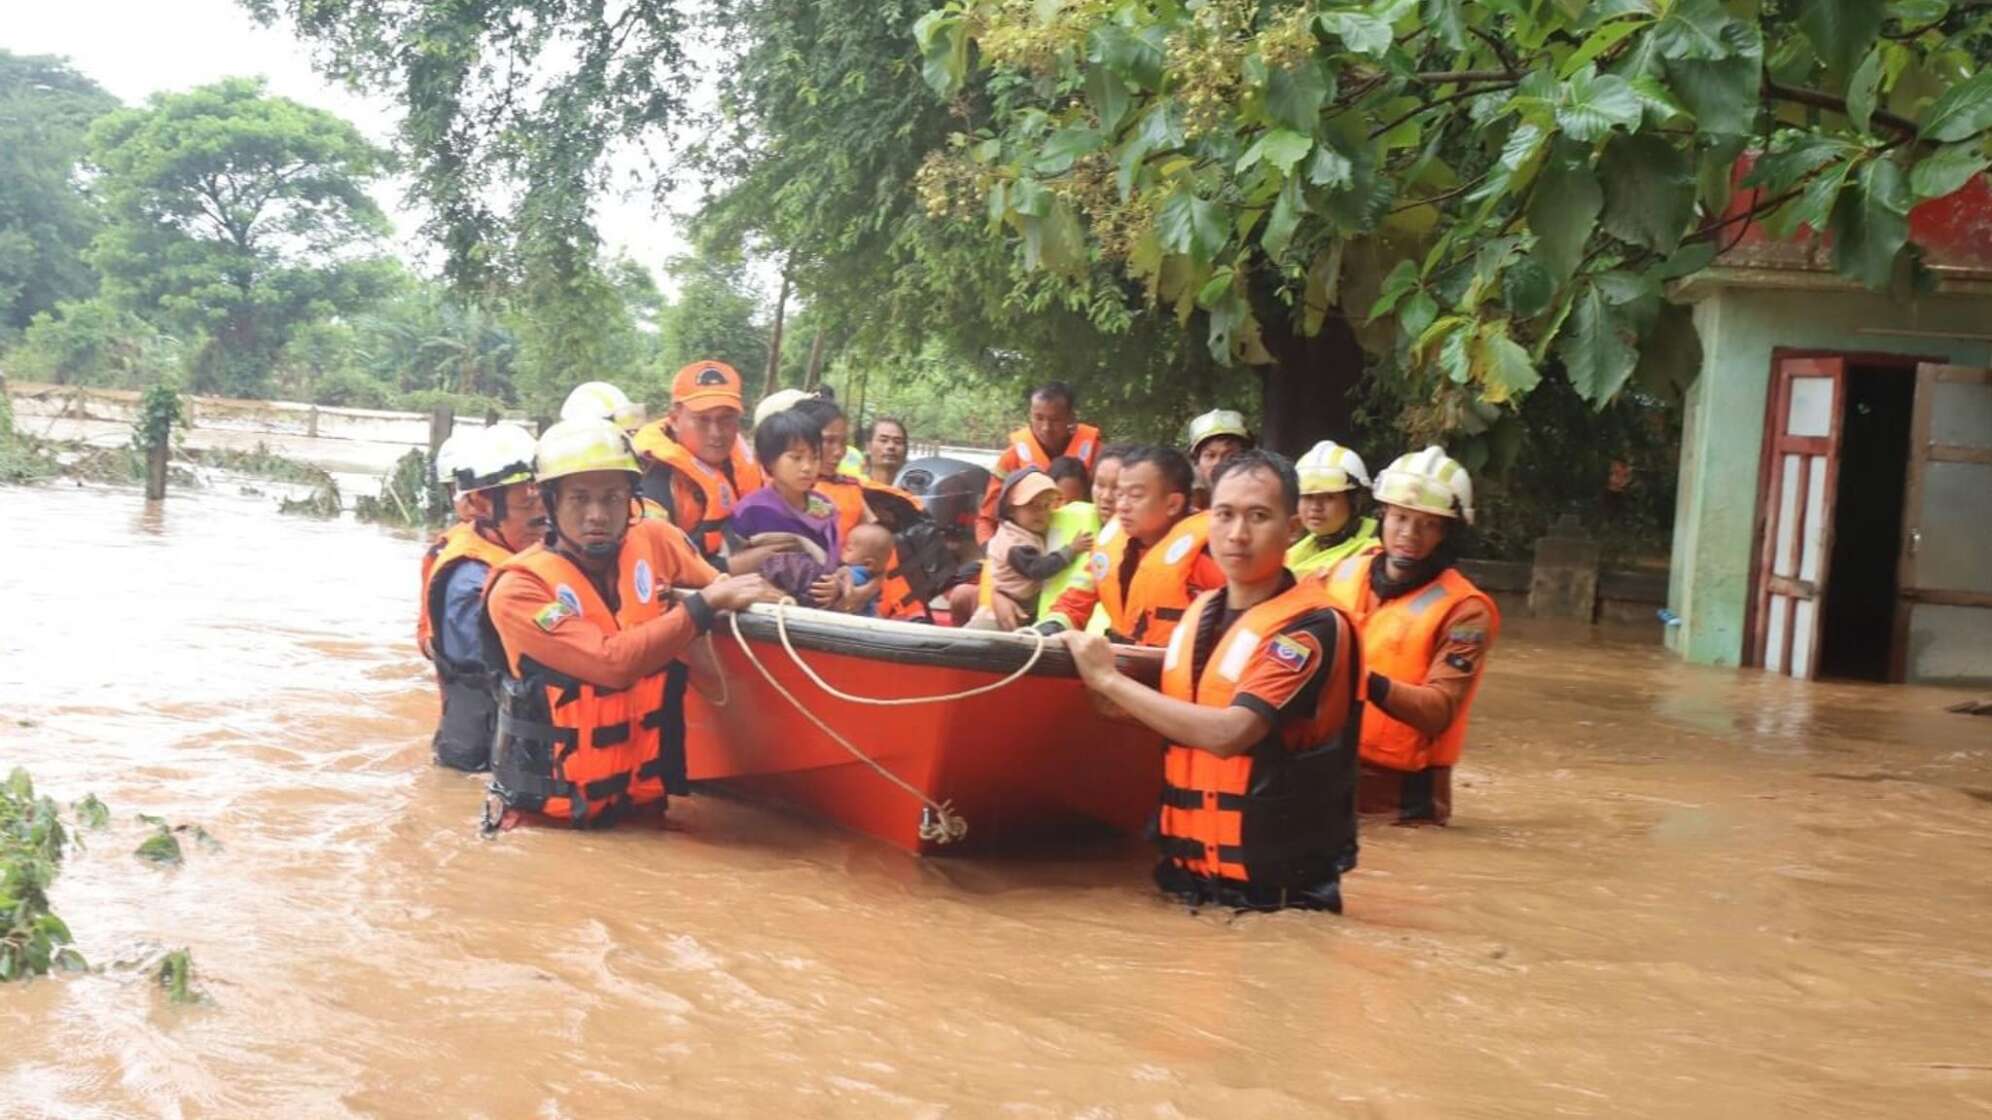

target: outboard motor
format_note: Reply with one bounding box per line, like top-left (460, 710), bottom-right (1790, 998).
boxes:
top-left (895, 456), bottom-right (991, 538)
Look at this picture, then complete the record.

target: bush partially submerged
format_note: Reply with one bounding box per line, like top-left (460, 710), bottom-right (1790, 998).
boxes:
top-left (0, 769), bottom-right (93, 980)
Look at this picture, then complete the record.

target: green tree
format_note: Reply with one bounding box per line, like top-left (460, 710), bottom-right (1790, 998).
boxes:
top-left (916, 0), bottom-right (1992, 451)
top-left (10, 298), bottom-right (184, 389)
top-left (655, 251), bottom-right (768, 395)
top-left (0, 52), bottom-right (119, 338)
top-left (85, 77), bottom-right (395, 397)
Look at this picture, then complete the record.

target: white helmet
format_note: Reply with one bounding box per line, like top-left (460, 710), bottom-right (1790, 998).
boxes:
top-left (753, 387), bottom-right (814, 427)
top-left (1373, 446), bottom-right (1475, 524)
top-left (1187, 408), bottom-right (1252, 454)
top-left (1295, 440), bottom-right (1371, 495)
top-left (459, 423), bottom-right (539, 493)
top-left (560, 381), bottom-right (645, 432)
top-left (434, 431), bottom-right (474, 491)
top-left (534, 417), bottom-right (642, 483)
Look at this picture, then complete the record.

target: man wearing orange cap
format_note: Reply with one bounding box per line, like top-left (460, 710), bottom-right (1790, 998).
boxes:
top-left (631, 360), bottom-right (786, 572)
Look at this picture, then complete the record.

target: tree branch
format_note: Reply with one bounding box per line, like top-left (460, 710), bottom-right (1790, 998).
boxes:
top-left (1763, 80), bottom-right (1920, 138)
top-left (1370, 82), bottom-right (1515, 138)
top-left (1410, 69), bottom-right (1522, 83)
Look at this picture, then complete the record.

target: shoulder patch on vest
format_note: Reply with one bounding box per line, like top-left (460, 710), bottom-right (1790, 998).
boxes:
top-left (533, 602), bottom-right (575, 632)
top-left (634, 558), bottom-right (655, 604)
top-left (1267, 633), bottom-right (1314, 674)
top-left (1163, 533), bottom-right (1196, 565)
top-left (1447, 626), bottom-right (1487, 645)
top-left (554, 584), bottom-right (583, 615)
top-left (1090, 550), bottom-right (1111, 581)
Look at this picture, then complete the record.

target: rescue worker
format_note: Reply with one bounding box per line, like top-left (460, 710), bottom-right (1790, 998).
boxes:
top-left (419, 423), bottom-right (545, 771)
top-left (1039, 446), bottom-right (1222, 647)
top-left (1285, 440), bottom-right (1379, 575)
top-left (1186, 409), bottom-right (1253, 510)
top-left (481, 418), bottom-right (773, 829)
top-left (560, 380), bottom-right (646, 432)
top-left (417, 429), bottom-right (478, 659)
top-left (864, 416), bottom-right (909, 486)
top-left (632, 359), bottom-right (787, 573)
top-left (1064, 451), bottom-right (1361, 913)
top-left (1319, 446), bottom-right (1498, 826)
top-left (794, 398), bottom-right (932, 621)
top-left (435, 430), bottom-right (477, 522)
top-left (977, 381), bottom-right (1105, 544)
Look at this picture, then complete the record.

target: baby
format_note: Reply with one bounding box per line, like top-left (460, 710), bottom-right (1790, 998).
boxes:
top-left (970, 468), bottom-right (1093, 630)
top-left (833, 523), bottom-right (897, 617)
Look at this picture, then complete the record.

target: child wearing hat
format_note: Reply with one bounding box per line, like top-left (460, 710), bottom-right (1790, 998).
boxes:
top-left (969, 467), bottom-right (1095, 630)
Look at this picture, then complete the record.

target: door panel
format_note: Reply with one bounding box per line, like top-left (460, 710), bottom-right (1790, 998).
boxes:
top-left (1754, 357), bottom-right (1844, 678)
top-left (1897, 365), bottom-right (1992, 684)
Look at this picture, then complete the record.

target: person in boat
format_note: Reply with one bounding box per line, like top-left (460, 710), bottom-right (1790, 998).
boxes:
top-left (419, 423), bottom-right (545, 772)
top-left (482, 417), bottom-right (774, 829)
top-left (1317, 446), bottom-right (1498, 827)
top-left (970, 468), bottom-right (1093, 630)
top-left (864, 416), bottom-right (909, 485)
top-left (1038, 446), bottom-right (1222, 647)
top-left (836, 524), bottom-right (897, 617)
top-left (1063, 450), bottom-right (1361, 913)
top-left (793, 397), bottom-right (934, 621)
top-left (1048, 455), bottom-right (1089, 505)
top-left (1186, 409), bottom-right (1254, 511)
top-left (1285, 440), bottom-right (1379, 576)
top-left (631, 359), bottom-right (791, 574)
top-left (560, 380), bottom-right (647, 433)
top-left (733, 407), bottom-right (873, 612)
top-left (1036, 447), bottom-right (1123, 630)
top-left (976, 381), bottom-right (1104, 544)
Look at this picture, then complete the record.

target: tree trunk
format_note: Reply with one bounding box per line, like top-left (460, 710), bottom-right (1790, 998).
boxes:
top-left (803, 330), bottom-right (826, 389)
top-left (1253, 305), bottom-right (1366, 456)
top-left (144, 440), bottom-right (170, 501)
top-left (763, 255), bottom-right (793, 400)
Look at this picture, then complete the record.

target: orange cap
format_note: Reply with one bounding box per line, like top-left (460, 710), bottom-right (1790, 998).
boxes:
top-left (671, 360), bottom-right (744, 412)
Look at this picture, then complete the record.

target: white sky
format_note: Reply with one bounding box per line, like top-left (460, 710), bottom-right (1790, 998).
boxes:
top-left (5, 0), bottom-right (694, 284)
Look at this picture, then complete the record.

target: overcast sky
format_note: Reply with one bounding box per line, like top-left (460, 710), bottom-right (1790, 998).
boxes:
top-left (6, 0), bottom-right (692, 282)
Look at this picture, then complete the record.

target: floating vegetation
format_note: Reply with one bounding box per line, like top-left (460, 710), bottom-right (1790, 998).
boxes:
top-left (155, 947), bottom-right (201, 1005)
top-left (133, 816), bottom-right (220, 865)
top-left (354, 447), bottom-right (437, 527)
top-left (0, 769), bottom-right (88, 979)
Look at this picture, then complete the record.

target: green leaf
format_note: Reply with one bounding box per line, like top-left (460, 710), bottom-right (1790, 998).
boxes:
top-left (1664, 21), bottom-right (1764, 136)
top-left (1657, 241), bottom-right (1718, 280)
top-left (1086, 66), bottom-right (1132, 134)
top-left (1317, 11), bottom-right (1394, 57)
top-left (1502, 256), bottom-right (1556, 318)
top-left (1528, 157), bottom-right (1603, 281)
top-left (1480, 329), bottom-right (1542, 404)
top-left (1400, 290), bottom-right (1439, 342)
top-left (1745, 134), bottom-right (1852, 193)
top-left (913, 12), bottom-right (967, 97)
top-left (1599, 132), bottom-right (1696, 252)
top-left (1439, 323), bottom-right (1473, 383)
top-left (1797, 0), bottom-right (1884, 78)
top-left (1422, 0), bottom-right (1468, 51)
top-left (1649, 0), bottom-right (1735, 61)
top-left (1307, 145), bottom-right (1354, 188)
top-left (1197, 267), bottom-right (1236, 308)
top-left (1559, 283), bottom-right (1639, 405)
top-left (1368, 258), bottom-right (1421, 320)
top-left (1237, 128), bottom-right (1313, 174)
top-left (1265, 64), bottom-right (1329, 133)
top-left (1157, 190), bottom-right (1228, 263)
top-left (1090, 24), bottom-right (1165, 91)
top-left (1632, 301), bottom-right (1704, 400)
top-left (1846, 47), bottom-right (1883, 135)
top-left (1263, 177), bottom-right (1307, 259)
top-left (1035, 127), bottom-right (1103, 174)
top-left (1766, 156), bottom-right (1854, 239)
top-left (1011, 177), bottom-right (1051, 218)
top-left (1562, 15), bottom-right (1652, 78)
top-left (134, 825), bottom-right (183, 866)
top-left (1921, 72), bottom-right (1992, 143)
top-left (1556, 66), bottom-right (1644, 141)
top-left (1832, 157), bottom-right (1911, 289)
top-left (1910, 142), bottom-right (1990, 201)
top-left (71, 793), bottom-right (110, 830)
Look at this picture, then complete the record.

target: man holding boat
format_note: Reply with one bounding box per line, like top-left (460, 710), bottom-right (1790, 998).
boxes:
top-left (1064, 451), bottom-right (1361, 913)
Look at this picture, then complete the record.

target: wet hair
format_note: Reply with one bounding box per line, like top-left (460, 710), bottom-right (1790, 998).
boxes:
top-left (1047, 456), bottom-right (1090, 488)
top-left (1095, 442), bottom-right (1134, 468)
top-left (793, 397), bottom-right (845, 427)
top-left (1116, 445), bottom-right (1194, 498)
top-left (753, 408), bottom-right (823, 465)
top-left (864, 416), bottom-right (908, 443)
top-left (1029, 381), bottom-right (1077, 412)
top-left (1211, 449), bottom-right (1300, 515)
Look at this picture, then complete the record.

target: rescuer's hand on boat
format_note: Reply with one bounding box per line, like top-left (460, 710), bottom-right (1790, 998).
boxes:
top-left (1062, 630), bottom-right (1118, 686)
top-left (698, 574), bottom-right (780, 613)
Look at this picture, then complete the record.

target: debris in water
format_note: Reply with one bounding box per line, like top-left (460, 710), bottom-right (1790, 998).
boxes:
top-left (134, 825), bottom-right (182, 866)
top-left (156, 948), bottom-right (201, 1004)
top-left (0, 768), bottom-right (87, 979)
top-left (1944, 699), bottom-right (1991, 717)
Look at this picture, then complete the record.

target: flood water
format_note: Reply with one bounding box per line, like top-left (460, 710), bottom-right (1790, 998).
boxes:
top-left (2, 483), bottom-right (1989, 1118)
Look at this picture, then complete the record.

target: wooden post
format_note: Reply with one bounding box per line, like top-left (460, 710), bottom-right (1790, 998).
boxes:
top-left (307, 404), bottom-right (320, 438)
top-left (428, 405), bottom-right (455, 510)
top-left (144, 431), bottom-right (170, 501)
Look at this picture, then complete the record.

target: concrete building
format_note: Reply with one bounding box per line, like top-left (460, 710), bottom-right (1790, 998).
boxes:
top-left (1666, 173), bottom-right (1992, 685)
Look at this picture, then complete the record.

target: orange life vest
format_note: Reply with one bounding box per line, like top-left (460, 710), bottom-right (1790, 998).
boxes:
top-left (1002, 423), bottom-right (1103, 475)
top-left (481, 536), bottom-right (683, 825)
top-left (420, 522), bottom-right (516, 771)
top-left (818, 474), bottom-right (933, 622)
top-left (632, 425), bottom-right (763, 560)
top-left (1323, 554), bottom-right (1497, 772)
top-left (1156, 583), bottom-right (1362, 887)
top-left (1090, 511), bottom-right (1211, 646)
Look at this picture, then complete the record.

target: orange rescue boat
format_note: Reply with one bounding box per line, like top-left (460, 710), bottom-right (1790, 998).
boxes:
top-left (683, 604), bottom-right (1164, 855)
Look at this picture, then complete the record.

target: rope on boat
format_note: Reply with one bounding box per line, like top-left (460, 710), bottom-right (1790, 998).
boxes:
top-left (766, 598), bottom-right (1050, 705)
top-left (725, 609), bottom-right (969, 844)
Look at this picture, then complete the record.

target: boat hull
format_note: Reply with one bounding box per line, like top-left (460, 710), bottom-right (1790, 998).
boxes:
top-left (683, 607), bottom-right (1164, 855)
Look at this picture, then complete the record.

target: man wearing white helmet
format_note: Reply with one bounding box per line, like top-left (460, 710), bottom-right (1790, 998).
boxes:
top-left (1319, 446), bottom-right (1499, 826)
top-left (560, 380), bottom-right (646, 433)
top-left (417, 423), bottom-right (545, 771)
top-left (433, 430), bottom-right (478, 522)
top-left (1285, 441), bottom-right (1379, 575)
top-left (1187, 409), bottom-right (1254, 511)
top-left (481, 417), bottom-right (773, 829)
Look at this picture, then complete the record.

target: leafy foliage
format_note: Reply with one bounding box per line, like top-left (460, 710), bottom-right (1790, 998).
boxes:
top-left (0, 52), bottom-right (119, 340)
top-left (0, 769), bottom-right (88, 980)
top-left (134, 382), bottom-right (184, 453)
top-left (914, 0), bottom-right (1992, 424)
top-left (85, 78), bottom-right (397, 397)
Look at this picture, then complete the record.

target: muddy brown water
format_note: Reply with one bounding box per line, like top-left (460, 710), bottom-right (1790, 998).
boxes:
top-left (2, 484), bottom-right (1988, 1118)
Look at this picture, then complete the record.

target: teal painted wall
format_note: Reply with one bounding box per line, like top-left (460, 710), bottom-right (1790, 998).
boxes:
top-left (1666, 282), bottom-right (1992, 666)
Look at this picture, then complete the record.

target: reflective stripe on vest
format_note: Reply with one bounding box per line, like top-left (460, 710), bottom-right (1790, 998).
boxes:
top-left (1037, 501), bottom-right (1102, 620)
top-left (1323, 554), bottom-right (1498, 772)
top-left (1123, 511), bottom-right (1210, 646)
top-left (1155, 584), bottom-right (1361, 887)
top-left (483, 538), bottom-right (679, 825)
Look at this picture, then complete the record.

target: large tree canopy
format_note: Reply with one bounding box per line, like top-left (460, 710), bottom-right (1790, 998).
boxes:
top-left (0, 52), bottom-right (118, 338)
top-left (914, 0), bottom-right (1992, 425)
top-left (86, 77), bottom-right (396, 396)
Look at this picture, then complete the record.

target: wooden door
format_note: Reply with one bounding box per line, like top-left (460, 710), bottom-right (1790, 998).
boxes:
top-left (1753, 357), bottom-right (1844, 678)
top-left (1892, 364), bottom-right (1992, 684)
